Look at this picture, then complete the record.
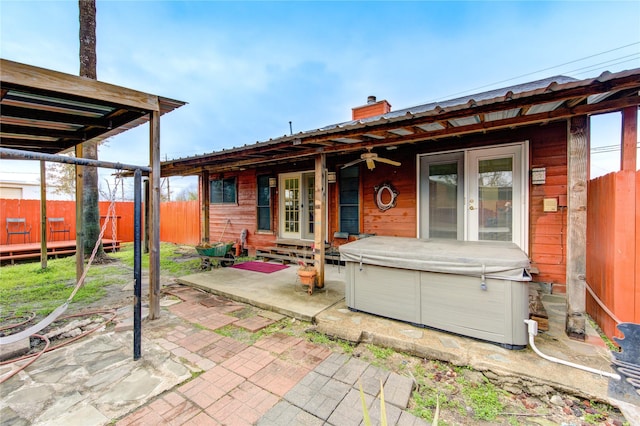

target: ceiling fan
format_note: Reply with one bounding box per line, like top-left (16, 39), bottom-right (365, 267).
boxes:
top-left (341, 147), bottom-right (401, 170)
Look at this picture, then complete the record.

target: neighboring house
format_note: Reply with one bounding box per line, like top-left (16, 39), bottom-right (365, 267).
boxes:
top-left (161, 68), bottom-right (640, 339)
top-left (0, 172), bottom-right (70, 200)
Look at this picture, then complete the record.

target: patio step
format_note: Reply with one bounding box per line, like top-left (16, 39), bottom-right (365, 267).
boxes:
top-left (256, 239), bottom-right (340, 266)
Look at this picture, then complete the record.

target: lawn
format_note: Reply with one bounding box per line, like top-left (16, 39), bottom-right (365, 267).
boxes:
top-left (0, 243), bottom-right (202, 319)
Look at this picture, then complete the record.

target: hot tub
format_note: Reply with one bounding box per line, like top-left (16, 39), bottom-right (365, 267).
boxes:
top-left (339, 236), bottom-right (532, 349)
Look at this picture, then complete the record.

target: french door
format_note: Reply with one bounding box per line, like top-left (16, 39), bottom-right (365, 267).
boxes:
top-left (419, 143), bottom-right (527, 249)
top-left (279, 172), bottom-right (315, 240)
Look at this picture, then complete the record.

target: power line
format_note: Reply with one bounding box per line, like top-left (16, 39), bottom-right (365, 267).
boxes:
top-left (570, 56), bottom-right (640, 77)
top-left (432, 41), bottom-right (640, 102)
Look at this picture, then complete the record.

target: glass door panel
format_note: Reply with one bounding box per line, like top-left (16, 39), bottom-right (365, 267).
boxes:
top-left (279, 172), bottom-right (316, 240)
top-left (419, 152), bottom-right (464, 239)
top-left (303, 173), bottom-right (315, 240)
top-left (467, 144), bottom-right (523, 247)
top-left (477, 157), bottom-right (513, 241)
top-left (281, 175), bottom-right (300, 238)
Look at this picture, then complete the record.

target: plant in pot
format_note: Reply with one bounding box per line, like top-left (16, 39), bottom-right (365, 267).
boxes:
top-left (297, 261), bottom-right (317, 294)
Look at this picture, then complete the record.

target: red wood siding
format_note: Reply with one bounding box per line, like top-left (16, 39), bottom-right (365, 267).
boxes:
top-left (207, 170), bottom-right (277, 253)
top-left (208, 123), bottom-right (572, 292)
top-left (361, 159), bottom-right (416, 237)
top-left (528, 124), bottom-right (568, 291)
top-left (586, 170), bottom-right (639, 340)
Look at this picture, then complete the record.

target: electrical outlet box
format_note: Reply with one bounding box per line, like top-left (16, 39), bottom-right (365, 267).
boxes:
top-left (543, 198), bottom-right (558, 212)
top-left (558, 194), bottom-right (567, 207)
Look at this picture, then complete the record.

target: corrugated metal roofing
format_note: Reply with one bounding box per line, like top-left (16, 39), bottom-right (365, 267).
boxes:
top-left (322, 75), bottom-right (579, 130)
top-left (159, 68), bottom-right (640, 176)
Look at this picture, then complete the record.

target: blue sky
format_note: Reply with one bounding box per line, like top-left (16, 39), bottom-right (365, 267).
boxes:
top-left (1, 1), bottom-right (639, 195)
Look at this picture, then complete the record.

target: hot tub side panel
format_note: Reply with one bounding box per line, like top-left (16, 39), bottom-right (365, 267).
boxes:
top-left (345, 262), bottom-right (421, 324)
top-left (420, 272), bottom-right (528, 347)
top-left (344, 262), bottom-right (529, 347)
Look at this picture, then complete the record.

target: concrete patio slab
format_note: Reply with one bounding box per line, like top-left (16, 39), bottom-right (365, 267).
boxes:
top-left (177, 262), bottom-right (346, 322)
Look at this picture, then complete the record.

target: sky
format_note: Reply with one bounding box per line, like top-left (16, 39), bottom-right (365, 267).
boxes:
top-left (1, 0), bottom-right (639, 197)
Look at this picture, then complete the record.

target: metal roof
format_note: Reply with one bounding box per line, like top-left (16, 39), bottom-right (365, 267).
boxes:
top-left (0, 59), bottom-right (185, 155)
top-left (160, 68), bottom-right (640, 176)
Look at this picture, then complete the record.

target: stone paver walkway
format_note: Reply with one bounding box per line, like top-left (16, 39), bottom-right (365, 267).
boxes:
top-left (114, 286), bottom-right (423, 425)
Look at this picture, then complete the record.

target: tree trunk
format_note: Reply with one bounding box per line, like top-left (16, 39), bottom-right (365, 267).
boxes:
top-left (79, 0), bottom-right (104, 258)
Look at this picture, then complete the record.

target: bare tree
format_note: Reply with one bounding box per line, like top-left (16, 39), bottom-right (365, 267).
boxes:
top-left (79, 0), bottom-right (105, 259)
top-left (47, 157), bottom-right (76, 197)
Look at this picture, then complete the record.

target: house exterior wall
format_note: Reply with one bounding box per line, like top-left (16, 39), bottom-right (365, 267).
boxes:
top-left (206, 122), bottom-right (569, 291)
top-left (360, 150), bottom-right (417, 238)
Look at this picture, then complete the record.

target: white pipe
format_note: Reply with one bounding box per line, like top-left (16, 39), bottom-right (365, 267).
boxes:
top-left (524, 319), bottom-right (621, 381)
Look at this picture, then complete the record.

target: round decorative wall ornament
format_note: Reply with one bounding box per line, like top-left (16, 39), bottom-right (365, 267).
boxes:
top-left (374, 181), bottom-right (399, 211)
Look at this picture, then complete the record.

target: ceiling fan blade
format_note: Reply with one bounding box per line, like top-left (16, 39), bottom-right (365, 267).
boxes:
top-left (341, 158), bottom-right (364, 169)
top-left (366, 159), bottom-right (376, 170)
top-left (375, 157), bottom-right (402, 167)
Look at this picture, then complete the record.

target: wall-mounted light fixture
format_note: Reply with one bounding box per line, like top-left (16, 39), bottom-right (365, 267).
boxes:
top-left (327, 172), bottom-right (337, 183)
top-left (269, 177), bottom-right (277, 188)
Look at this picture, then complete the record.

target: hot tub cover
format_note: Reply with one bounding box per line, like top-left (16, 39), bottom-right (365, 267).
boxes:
top-left (339, 236), bottom-right (531, 281)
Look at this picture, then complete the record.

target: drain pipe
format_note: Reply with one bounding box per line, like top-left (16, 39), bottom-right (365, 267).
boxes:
top-left (524, 319), bottom-right (621, 381)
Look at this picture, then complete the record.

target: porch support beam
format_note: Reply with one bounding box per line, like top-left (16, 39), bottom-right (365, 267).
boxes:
top-left (314, 153), bottom-right (326, 285)
top-left (200, 170), bottom-right (210, 243)
top-left (149, 110), bottom-right (161, 320)
top-left (75, 144), bottom-right (84, 279)
top-left (40, 161), bottom-right (47, 269)
top-left (565, 115), bottom-right (588, 340)
top-left (621, 106), bottom-right (637, 172)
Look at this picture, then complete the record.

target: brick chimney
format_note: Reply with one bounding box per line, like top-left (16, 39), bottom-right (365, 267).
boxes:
top-left (352, 96), bottom-right (392, 120)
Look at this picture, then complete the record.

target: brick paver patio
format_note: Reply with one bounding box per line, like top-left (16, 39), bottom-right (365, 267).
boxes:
top-left (117, 286), bottom-right (421, 425)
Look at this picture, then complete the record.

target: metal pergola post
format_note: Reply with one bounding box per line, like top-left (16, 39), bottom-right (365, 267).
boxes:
top-left (0, 147), bottom-right (150, 360)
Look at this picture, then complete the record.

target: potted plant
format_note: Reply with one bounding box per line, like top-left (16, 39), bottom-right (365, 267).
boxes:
top-left (297, 263), bottom-right (317, 294)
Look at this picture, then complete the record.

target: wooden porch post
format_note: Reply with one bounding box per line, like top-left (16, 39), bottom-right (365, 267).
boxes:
top-left (143, 178), bottom-right (149, 253)
top-left (75, 144), bottom-right (84, 280)
top-left (621, 106), bottom-right (637, 172)
top-left (314, 153), bottom-right (326, 285)
top-left (200, 170), bottom-right (210, 244)
top-left (565, 115), bottom-right (588, 340)
top-left (149, 109), bottom-right (161, 320)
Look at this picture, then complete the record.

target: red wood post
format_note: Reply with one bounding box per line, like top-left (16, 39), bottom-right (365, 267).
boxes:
top-left (621, 106), bottom-right (637, 172)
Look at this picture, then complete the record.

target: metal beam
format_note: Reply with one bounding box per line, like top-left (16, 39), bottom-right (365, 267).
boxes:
top-left (0, 147), bottom-right (151, 172)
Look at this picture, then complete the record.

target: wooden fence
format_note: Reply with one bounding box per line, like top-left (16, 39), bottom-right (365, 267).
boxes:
top-left (1, 199), bottom-right (200, 246)
top-left (586, 170), bottom-right (639, 340)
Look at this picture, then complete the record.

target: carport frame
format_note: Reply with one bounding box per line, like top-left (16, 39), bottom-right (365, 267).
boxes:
top-left (0, 147), bottom-right (148, 360)
top-left (1, 58), bottom-right (186, 321)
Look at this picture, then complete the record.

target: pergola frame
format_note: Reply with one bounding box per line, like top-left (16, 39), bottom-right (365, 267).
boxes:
top-left (1, 58), bottom-right (185, 321)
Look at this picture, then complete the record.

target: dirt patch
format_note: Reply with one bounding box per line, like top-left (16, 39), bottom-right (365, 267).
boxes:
top-left (303, 332), bottom-right (628, 425)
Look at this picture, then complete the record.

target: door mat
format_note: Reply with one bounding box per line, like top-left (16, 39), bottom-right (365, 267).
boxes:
top-left (231, 261), bottom-right (289, 274)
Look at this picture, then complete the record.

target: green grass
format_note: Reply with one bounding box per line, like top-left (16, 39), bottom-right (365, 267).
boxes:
top-left (461, 378), bottom-right (504, 421)
top-left (337, 339), bottom-right (355, 355)
top-left (215, 324), bottom-right (236, 338)
top-left (110, 242), bottom-right (202, 276)
top-left (0, 242), bottom-right (201, 318)
top-left (0, 256), bottom-right (126, 317)
top-left (304, 330), bottom-right (355, 354)
top-left (214, 320), bottom-right (291, 345)
top-left (366, 343), bottom-right (395, 360)
top-left (305, 330), bottom-right (332, 345)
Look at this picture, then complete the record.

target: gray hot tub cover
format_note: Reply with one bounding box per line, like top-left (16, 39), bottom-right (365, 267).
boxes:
top-left (339, 236), bottom-right (532, 281)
